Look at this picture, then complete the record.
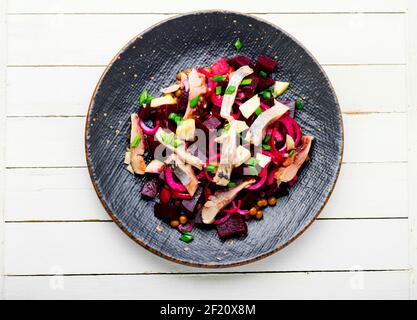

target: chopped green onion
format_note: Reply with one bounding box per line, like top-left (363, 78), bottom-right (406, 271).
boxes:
top-left (262, 91), bottom-right (271, 99)
top-left (189, 94), bottom-right (200, 108)
top-left (259, 70), bottom-right (268, 78)
top-left (234, 38), bottom-right (243, 51)
top-left (145, 96), bottom-right (154, 104)
top-left (295, 99), bottom-right (304, 110)
top-left (288, 149), bottom-right (296, 156)
top-left (160, 132), bottom-right (173, 145)
top-left (224, 123), bottom-right (231, 131)
top-left (241, 79), bottom-right (252, 86)
top-left (139, 90), bottom-right (148, 106)
top-left (262, 144), bottom-right (271, 151)
top-left (224, 86), bottom-right (236, 95)
top-left (168, 113), bottom-right (183, 125)
top-left (211, 75), bottom-right (226, 82)
top-left (255, 106), bottom-right (262, 116)
top-left (172, 139), bottom-right (183, 148)
top-left (245, 157), bottom-right (260, 167)
top-left (131, 135), bottom-right (141, 148)
top-left (180, 233), bottom-right (193, 243)
top-left (206, 164), bottom-right (217, 174)
top-left (227, 182), bottom-right (237, 188)
top-left (248, 165), bottom-right (258, 176)
top-left (215, 86), bottom-right (222, 95)
top-left (263, 135), bottom-right (271, 143)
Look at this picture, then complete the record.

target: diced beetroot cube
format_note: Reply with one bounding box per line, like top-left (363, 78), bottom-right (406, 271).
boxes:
top-left (154, 202), bottom-right (180, 222)
top-left (227, 55), bottom-right (252, 69)
top-left (178, 90), bottom-right (189, 112)
top-left (241, 76), bottom-right (259, 98)
top-left (240, 190), bottom-right (259, 210)
top-left (138, 105), bottom-right (151, 119)
top-left (141, 177), bottom-right (161, 199)
top-left (256, 76), bottom-right (275, 92)
top-left (261, 96), bottom-right (275, 107)
top-left (211, 58), bottom-right (230, 75)
top-left (182, 187), bottom-right (203, 216)
top-left (203, 116), bottom-right (221, 130)
top-left (255, 55), bottom-right (278, 73)
top-left (216, 214), bottom-right (248, 239)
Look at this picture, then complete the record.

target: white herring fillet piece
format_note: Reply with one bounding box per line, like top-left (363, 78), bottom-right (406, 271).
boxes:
top-left (155, 128), bottom-right (203, 170)
top-left (245, 101), bottom-right (289, 146)
top-left (130, 113), bottom-right (146, 174)
top-left (165, 154), bottom-right (199, 196)
top-left (213, 120), bottom-right (238, 186)
top-left (202, 179), bottom-right (256, 224)
top-left (220, 65), bottom-right (253, 120)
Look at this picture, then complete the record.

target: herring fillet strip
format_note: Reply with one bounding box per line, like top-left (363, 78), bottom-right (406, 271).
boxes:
top-left (245, 101), bottom-right (289, 146)
top-left (220, 65), bottom-right (253, 120)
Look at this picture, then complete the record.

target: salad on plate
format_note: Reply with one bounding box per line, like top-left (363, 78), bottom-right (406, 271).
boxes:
top-left (124, 51), bottom-right (313, 243)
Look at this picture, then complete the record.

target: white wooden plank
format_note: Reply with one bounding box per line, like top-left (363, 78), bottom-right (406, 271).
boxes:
top-left (4, 162), bottom-right (407, 222)
top-left (4, 271), bottom-right (410, 300)
top-left (7, 13), bottom-right (406, 66)
top-left (321, 162), bottom-right (407, 219)
top-left (6, 65), bottom-right (407, 117)
top-left (0, 0), bottom-right (7, 300)
top-left (4, 168), bottom-right (107, 221)
top-left (324, 65), bottom-right (406, 113)
top-left (343, 113), bottom-right (407, 163)
top-left (5, 117), bottom-right (86, 167)
top-left (6, 67), bottom-right (104, 116)
top-left (7, 0), bottom-right (407, 14)
top-left (4, 219), bottom-right (409, 275)
top-left (5, 113), bottom-right (407, 168)
top-left (407, 0), bottom-right (417, 299)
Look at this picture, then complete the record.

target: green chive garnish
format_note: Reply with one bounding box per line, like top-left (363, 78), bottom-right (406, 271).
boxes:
top-left (131, 135), bottom-right (141, 148)
top-left (255, 106), bottom-right (262, 116)
top-left (139, 90), bottom-right (148, 106)
top-left (211, 75), bottom-right (226, 82)
top-left (224, 123), bottom-right (231, 131)
top-left (145, 96), bottom-right (154, 104)
top-left (215, 86), bottom-right (222, 95)
top-left (259, 70), bottom-right (268, 78)
top-left (245, 157), bottom-right (260, 167)
top-left (263, 135), bottom-right (271, 143)
top-left (206, 164), bottom-right (217, 173)
top-left (189, 94), bottom-right (200, 108)
top-left (295, 99), bottom-right (304, 110)
top-left (168, 113), bottom-right (183, 125)
top-left (241, 79), bottom-right (252, 86)
top-left (248, 165), bottom-right (258, 176)
top-left (262, 91), bottom-right (271, 99)
top-left (227, 182), bottom-right (237, 188)
top-left (225, 86), bottom-right (236, 95)
top-left (288, 149), bottom-right (296, 156)
top-left (234, 38), bottom-right (243, 51)
top-left (180, 230), bottom-right (193, 243)
top-left (262, 144), bottom-right (271, 151)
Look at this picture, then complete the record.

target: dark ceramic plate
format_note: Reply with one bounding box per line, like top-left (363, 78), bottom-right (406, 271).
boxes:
top-left (85, 11), bottom-right (343, 268)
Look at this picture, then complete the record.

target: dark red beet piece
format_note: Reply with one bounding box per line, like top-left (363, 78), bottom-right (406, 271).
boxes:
top-left (261, 96), bottom-right (275, 107)
top-left (211, 58), bottom-right (230, 75)
top-left (216, 214), bottom-right (248, 239)
top-left (255, 55), bottom-right (278, 73)
top-left (240, 190), bottom-right (259, 210)
top-left (141, 177), bottom-right (161, 199)
top-left (138, 105), bottom-right (151, 119)
top-left (154, 202), bottom-right (180, 222)
top-left (256, 76), bottom-right (275, 92)
top-left (202, 116), bottom-right (221, 130)
top-left (241, 76), bottom-right (259, 98)
top-left (227, 55), bottom-right (252, 69)
top-left (182, 186), bottom-right (204, 216)
top-left (178, 90), bottom-right (189, 112)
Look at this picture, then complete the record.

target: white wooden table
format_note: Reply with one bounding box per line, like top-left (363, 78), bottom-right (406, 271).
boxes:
top-left (1, 0), bottom-right (416, 300)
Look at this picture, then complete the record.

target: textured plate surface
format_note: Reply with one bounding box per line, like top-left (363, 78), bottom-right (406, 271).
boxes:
top-left (85, 11), bottom-right (343, 267)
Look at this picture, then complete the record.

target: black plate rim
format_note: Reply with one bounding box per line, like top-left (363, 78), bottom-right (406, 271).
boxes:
top-left (85, 10), bottom-right (344, 268)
